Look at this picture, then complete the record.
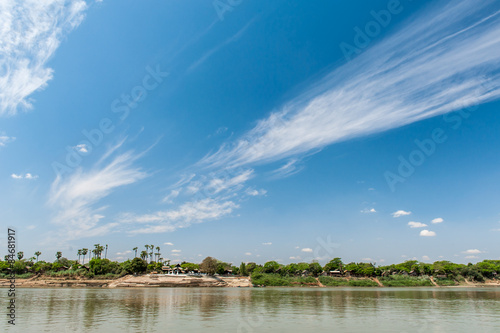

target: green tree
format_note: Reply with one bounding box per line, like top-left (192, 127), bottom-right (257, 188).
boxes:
top-left (77, 249), bottom-right (82, 263)
top-left (324, 258), bottom-right (343, 272)
top-left (263, 261), bottom-right (280, 273)
top-left (239, 262), bottom-right (248, 276)
top-left (308, 262), bottom-right (323, 277)
top-left (17, 251), bottom-right (24, 260)
top-left (55, 251), bottom-right (62, 262)
top-left (34, 251), bottom-right (41, 262)
top-left (133, 247), bottom-right (138, 258)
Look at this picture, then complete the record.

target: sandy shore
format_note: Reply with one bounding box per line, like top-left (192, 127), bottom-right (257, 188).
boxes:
top-left (0, 274), bottom-right (253, 288)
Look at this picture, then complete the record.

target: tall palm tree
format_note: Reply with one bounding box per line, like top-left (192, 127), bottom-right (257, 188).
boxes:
top-left (105, 244), bottom-right (108, 259)
top-left (144, 245), bottom-right (150, 263)
top-left (155, 246), bottom-right (160, 262)
top-left (150, 244), bottom-right (154, 263)
top-left (77, 249), bottom-right (82, 263)
top-left (133, 247), bottom-right (138, 258)
top-left (56, 251), bottom-right (62, 262)
top-left (93, 244), bottom-right (100, 259)
top-left (140, 250), bottom-right (148, 261)
top-left (17, 252), bottom-right (24, 260)
top-left (34, 251), bottom-right (41, 262)
top-left (82, 248), bottom-right (88, 265)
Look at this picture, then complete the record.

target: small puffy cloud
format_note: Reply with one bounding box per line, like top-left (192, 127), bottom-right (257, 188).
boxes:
top-left (361, 208), bottom-right (376, 213)
top-left (116, 250), bottom-right (132, 256)
top-left (262, 242), bottom-right (272, 245)
top-left (164, 242), bottom-right (174, 246)
top-left (73, 144), bottom-right (88, 153)
top-left (392, 210), bottom-right (411, 217)
top-left (289, 256), bottom-right (301, 260)
top-left (465, 255), bottom-right (479, 259)
top-left (361, 258), bottom-right (373, 262)
top-left (294, 246), bottom-right (300, 249)
top-left (245, 252), bottom-right (252, 256)
top-left (171, 249), bottom-right (181, 253)
top-left (432, 218), bottom-right (444, 224)
top-left (246, 188), bottom-right (267, 196)
top-left (463, 249), bottom-right (482, 254)
top-left (422, 255), bottom-right (430, 261)
top-left (301, 248), bottom-right (313, 253)
top-left (0, 133), bottom-right (15, 147)
top-left (419, 230), bottom-right (436, 237)
top-left (408, 221), bottom-right (427, 228)
top-left (11, 173), bottom-right (38, 179)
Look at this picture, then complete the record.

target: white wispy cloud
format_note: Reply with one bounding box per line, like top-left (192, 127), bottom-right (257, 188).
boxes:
top-left (301, 248), bottom-right (313, 253)
top-left (270, 158), bottom-right (304, 179)
top-left (124, 198), bottom-right (239, 234)
top-left (116, 250), bottom-right (131, 256)
top-left (408, 221), bottom-right (427, 228)
top-left (422, 255), bottom-right (430, 261)
top-left (420, 230), bottom-right (436, 237)
top-left (171, 249), bottom-right (181, 253)
top-left (289, 256), bottom-right (301, 260)
top-left (207, 169), bottom-right (254, 194)
top-left (245, 252), bottom-right (252, 256)
top-left (164, 242), bottom-right (174, 246)
top-left (162, 189), bottom-right (180, 203)
top-left (463, 249), bottom-right (482, 254)
top-left (73, 144), bottom-right (89, 153)
top-left (262, 242), bottom-right (272, 245)
top-left (432, 217), bottom-right (444, 224)
top-left (200, 1), bottom-right (500, 170)
top-left (392, 210), bottom-right (412, 218)
top-left (11, 173), bottom-right (38, 179)
top-left (361, 208), bottom-right (376, 213)
top-left (465, 255), bottom-right (479, 259)
top-left (0, 0), bottom-right (88, 116)
top-left (47, 150), bottom-right (147, 241)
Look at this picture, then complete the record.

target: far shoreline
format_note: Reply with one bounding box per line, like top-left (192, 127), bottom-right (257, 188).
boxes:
top-left (2, 274), bottom-right (499, 289)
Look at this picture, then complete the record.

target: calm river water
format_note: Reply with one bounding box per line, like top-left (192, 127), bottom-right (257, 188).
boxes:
top-left (2, 287), bottom-right (500, 332)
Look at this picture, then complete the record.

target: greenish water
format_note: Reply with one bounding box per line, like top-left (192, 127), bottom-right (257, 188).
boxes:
top-left (2, 287), bottom-right (500, 332)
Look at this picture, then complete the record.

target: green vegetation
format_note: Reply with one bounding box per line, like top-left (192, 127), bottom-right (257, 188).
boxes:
top-left (1, 246), bottom-right (499, 287)
top-left (379, 275), bottom-right (434, 287)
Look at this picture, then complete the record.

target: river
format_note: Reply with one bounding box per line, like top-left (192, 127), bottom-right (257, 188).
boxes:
top-left (2, 287), bottom-right (500, 332)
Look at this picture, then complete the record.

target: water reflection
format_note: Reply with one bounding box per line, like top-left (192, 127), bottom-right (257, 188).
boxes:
top-left (3, 287), bottom-right (500, 332)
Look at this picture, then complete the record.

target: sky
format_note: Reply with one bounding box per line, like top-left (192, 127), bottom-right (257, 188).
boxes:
top-left (1, 0), bottom-right (500, 266)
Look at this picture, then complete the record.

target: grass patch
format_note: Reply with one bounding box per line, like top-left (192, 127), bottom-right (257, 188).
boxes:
top-left (379, 275), bottom-right (433, 287)
top-left (348, 279), bottom-right (379, 287)
top-left (251, 273), bottom-right (291, 286)
top-left (318, 276), bottom-right (350, 286)
top-left (435, 278), bottom-right (457, 286)
top-left (0, 273), bottom-right (34, 279)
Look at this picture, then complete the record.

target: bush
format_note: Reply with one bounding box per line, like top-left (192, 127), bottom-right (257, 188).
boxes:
top-left (318, 276), bottom-right (350, 286)
top-left (379, 276), bottom-right (433, 287)
top-left (251, 273), bottom-right (291, 286)
top-left (348, 279), bottom-right (379, 287)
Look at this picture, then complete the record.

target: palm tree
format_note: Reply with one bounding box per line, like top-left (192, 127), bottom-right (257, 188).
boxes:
top-left (55, 251), bottom-right (62, 262)
top-left (155, 246), bottom-right (160, 262)
top-left (149, 244), bottom-right (154, 263)
top-left (34, 251), bottom-right (41, 262)
top-left (140, 250), bottom-right (148, 261)
top-left (82, 248), bottom-right (88, 265)
top-left (144, 245), bottom-right (150, 263)
top-left (28, 257), bottom-right (36, 263)
top-left (133, 247), bottom-right (138, 258)
top-left (17, 252), bottom-right (24, 260)
top-left (93, 244), bottom-right (100, 259)
top-left (105, 244), bottom-right (108, 259)
top-left (77, 249), bottom-right (82, 263)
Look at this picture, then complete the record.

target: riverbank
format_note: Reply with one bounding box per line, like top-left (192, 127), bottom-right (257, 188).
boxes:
top-left (1, 274), bottom-right (499, 288)
top-left (0, 274), bottom-right (253, 288)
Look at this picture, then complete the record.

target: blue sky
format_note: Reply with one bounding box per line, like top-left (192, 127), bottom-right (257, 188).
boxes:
top-left (1, 0), bottom-right (500, 265)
